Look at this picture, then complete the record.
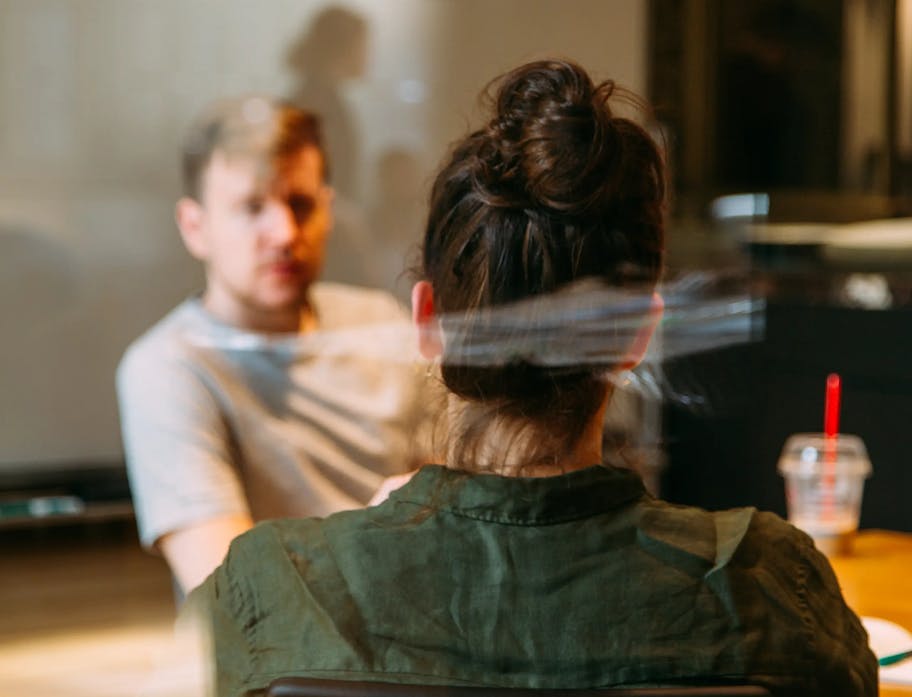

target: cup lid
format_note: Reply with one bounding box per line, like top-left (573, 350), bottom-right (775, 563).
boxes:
top-left (777, 432), bottom-right (872, 477)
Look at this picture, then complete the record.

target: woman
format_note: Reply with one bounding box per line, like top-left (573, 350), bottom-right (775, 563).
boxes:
top-left (184, 60), bottom-right (876, 696)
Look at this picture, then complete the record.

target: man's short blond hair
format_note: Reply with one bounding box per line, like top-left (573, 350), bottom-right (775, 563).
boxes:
top-left (181, 96), bottom-right (326, 200)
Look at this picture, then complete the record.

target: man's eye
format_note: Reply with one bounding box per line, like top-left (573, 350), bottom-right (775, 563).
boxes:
top-left (288, 195), bottom-right (316, 221)
top-left (245, 198), bottom-right (265, 216)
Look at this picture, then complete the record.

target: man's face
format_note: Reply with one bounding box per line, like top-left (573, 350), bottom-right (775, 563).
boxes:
top-left (178, 146), bottom-right (331, 330)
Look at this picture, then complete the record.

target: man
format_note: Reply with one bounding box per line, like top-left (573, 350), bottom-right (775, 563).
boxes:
top-left (117, 97), bottom-right (429, 593)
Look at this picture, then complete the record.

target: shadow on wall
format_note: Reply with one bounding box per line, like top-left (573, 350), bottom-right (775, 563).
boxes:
top-left (366, 146), bottom-right (426, 301)
top-left (286, 5), bottom-right (369, 201)
top-left (285, 6), bottom-right (376, 289)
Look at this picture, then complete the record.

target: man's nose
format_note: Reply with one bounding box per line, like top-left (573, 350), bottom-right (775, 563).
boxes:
top-left (262, 201), bottom-right (300, 245)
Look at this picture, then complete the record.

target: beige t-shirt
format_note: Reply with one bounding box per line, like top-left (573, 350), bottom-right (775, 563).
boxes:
top-left (117, 283), bottom-right (434, 548)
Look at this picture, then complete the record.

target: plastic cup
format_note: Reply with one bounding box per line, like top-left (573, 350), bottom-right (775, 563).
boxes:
top-left (777, 433), bottom-right (872, 556)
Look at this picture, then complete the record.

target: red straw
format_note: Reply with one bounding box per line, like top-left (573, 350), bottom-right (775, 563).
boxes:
top-left (822, 373), bottom-right (841, 518)
top-left (824, 373), bottom-right (841, 437)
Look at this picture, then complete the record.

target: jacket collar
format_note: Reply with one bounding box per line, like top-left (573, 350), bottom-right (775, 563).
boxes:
top-left (389, 464), bottom-right (646, 525)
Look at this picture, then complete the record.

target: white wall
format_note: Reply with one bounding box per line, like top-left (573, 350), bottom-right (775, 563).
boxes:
top-left (0, 0), bottom-right (647, 469)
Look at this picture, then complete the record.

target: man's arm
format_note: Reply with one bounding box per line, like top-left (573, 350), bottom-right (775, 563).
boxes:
top-left (158, 513), bottom-right (254, 594)
top-left (117, 337), bottom-right (254, 588)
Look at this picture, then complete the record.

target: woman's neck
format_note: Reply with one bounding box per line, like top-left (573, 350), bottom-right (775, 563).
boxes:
top-left (444, 393), bottom-right (609, 478)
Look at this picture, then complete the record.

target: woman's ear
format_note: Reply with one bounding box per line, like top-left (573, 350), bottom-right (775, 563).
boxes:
top-left (175, 197), bottom-right (209, 261)
top-left (619, 292), bottom-right (664, 370)
top-left (412, 280), bottom-right (444, 360)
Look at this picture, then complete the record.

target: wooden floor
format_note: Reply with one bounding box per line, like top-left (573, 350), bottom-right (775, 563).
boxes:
top-left (0, 521), bottom-right (181, 697)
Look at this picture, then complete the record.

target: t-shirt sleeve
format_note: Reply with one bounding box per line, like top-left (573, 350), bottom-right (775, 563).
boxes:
top-left (117, 342), bottom-right (250, 548)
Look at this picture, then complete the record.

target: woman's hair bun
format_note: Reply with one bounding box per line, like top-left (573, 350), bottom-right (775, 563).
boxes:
top-left (475, 59), bottom-right (629, 215)
top-left (419, 58), bottom-right (666, 466)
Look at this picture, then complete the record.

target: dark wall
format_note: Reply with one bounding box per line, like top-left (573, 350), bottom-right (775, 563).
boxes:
top-left (715, 0), bottom-right (843, 190)
top-left (662, 299), bottom-right (912, 531)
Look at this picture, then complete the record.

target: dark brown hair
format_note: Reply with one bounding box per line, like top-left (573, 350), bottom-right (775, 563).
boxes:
top-left (420, 59), bottom-right (666, 468)
top-left (181, 96), bottom-right (325, 200)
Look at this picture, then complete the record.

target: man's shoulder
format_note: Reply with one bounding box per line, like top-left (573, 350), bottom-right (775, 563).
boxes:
top-left (312, 282), bottom-right (408, 328)
top-left (118, 298), bottom-right (208, 380)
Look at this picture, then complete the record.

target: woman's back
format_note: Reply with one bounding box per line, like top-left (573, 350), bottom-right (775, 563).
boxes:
top-left (192, 465), bottom-right (875, 696)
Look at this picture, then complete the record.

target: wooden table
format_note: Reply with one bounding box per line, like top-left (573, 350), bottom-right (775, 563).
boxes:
top-left (828, 530), bottom-right (912, 696)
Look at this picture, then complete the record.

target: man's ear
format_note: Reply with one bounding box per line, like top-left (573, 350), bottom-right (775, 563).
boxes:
top-left (619, 292), bottom-right (664, 370)
top-left (175, 197), bottom-right (209, 261)
top-left (411, 280), bottom-right (443, 360)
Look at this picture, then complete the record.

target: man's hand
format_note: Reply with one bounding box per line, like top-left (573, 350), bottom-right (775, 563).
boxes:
top-left (158, 513), bottom-right (254, 594)
top-left (368, 471), bottom-right (418, 506)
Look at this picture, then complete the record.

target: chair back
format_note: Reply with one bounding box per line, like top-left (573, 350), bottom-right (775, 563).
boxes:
top-left (265, 677), bottom-right (771, 697)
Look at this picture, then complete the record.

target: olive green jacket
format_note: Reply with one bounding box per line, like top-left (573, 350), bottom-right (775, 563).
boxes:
top-left (184, 464), bottom-right (877, 697)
